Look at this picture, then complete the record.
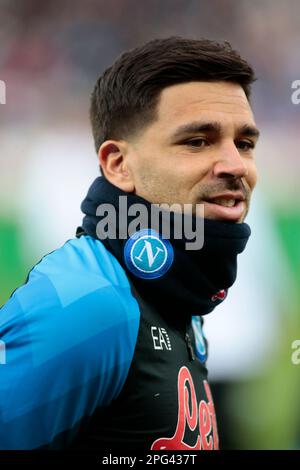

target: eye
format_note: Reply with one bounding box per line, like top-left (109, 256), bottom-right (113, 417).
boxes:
top-left (184, 138), bottom-right (209, 148)
top-left (236, 140), bottom-right (255, 151)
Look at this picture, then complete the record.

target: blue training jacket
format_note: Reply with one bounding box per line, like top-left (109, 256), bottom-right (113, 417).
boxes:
top-left (0, 235), bottom-right (140, 449)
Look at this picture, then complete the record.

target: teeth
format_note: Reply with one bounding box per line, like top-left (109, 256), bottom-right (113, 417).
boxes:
top-left (211, 198), bottom-right (236, 207)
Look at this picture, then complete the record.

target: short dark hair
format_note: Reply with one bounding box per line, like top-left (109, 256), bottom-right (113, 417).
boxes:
top-left (90, 36), bottom-right (256, 153)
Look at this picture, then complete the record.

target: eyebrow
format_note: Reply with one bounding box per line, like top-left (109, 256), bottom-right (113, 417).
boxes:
top-left (170, 121), bottom-right (260, 140)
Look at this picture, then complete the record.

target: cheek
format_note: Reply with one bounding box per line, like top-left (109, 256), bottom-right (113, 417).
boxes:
top-left (246, 160), bottom-right (258, 191)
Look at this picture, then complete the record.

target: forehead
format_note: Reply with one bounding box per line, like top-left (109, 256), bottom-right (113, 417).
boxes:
top-left (155, 81), bottom-right (255, 131)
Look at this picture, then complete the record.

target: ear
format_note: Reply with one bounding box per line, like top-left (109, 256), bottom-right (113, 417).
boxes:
top-left (98, 140), bottom-right (135, 192)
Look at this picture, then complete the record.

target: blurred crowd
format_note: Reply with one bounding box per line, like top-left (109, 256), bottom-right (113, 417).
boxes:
top-left (1, 0), bottom-right (300, 194)
top-left (1, 0), bottom-right (300, 125)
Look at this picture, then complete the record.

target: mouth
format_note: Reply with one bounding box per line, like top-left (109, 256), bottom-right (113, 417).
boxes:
top-left (201, 193), bottom-right (246, 223)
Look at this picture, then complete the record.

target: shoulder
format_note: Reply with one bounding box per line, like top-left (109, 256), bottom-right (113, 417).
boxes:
top-left (1, 235), bottom-right (141, 368)
top-left (11, 234), bottom-right (139, 318)
top-left (0, 236), bottom-right (141, 449)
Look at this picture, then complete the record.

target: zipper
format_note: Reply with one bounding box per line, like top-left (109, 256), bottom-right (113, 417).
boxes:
top-left (185, 332), bottom-right (195, 361)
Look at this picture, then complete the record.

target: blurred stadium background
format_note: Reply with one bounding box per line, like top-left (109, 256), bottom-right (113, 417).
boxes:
top-left (0, 0), bottom-right (299, 449)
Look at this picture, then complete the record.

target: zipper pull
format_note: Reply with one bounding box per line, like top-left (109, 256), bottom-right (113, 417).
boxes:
top-left (185, 333), bottom-right (195, 361)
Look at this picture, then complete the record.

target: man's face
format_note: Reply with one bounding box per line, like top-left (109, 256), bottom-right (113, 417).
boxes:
top-left (126, 81), bottom-right (259, 223)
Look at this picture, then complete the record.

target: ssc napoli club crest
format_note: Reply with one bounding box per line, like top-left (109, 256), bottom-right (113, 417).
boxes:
top-left (124, 229), bottom-right (174, 279)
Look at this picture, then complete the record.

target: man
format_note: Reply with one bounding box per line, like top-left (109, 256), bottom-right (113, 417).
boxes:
top-left (0, 36), bottom-right (259, 450)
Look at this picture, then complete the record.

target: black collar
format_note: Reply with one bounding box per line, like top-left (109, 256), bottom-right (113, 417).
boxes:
top-left (77, 176), bottom-right (251, 318)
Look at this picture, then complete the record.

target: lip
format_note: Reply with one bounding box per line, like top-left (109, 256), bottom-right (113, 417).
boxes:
top-left (202, 199), bottom-right (246, 222)
top-left (206, 191), bottom-right (246, 202)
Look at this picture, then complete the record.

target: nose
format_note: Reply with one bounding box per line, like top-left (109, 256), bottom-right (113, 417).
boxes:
top-left (213, 142), bottom-right (248, 179)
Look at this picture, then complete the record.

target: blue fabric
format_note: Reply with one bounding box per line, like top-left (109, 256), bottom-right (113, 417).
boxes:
top-left (0, 235), bottom-right (140, 449)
